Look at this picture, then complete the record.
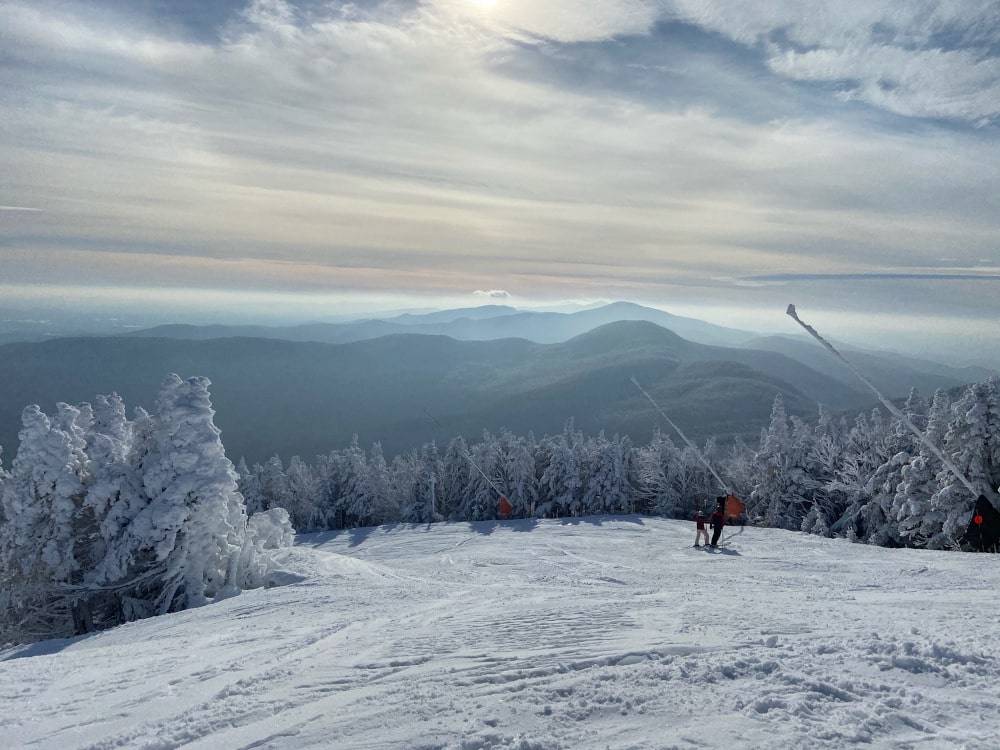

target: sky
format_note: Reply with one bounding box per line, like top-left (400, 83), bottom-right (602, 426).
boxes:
top-left (3, 517), bottom-right (999, 748)
top-left (1, 0), bottom-right (999, 357)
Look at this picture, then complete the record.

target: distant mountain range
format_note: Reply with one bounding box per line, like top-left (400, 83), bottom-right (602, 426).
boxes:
top-left (120, 301), bottom-right (758, 348)
top-left (0, 303), bottom-right (990, 465)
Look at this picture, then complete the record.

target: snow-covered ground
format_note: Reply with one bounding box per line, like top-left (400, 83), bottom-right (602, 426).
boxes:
top-left (2, 517), bottom-right (999, 749)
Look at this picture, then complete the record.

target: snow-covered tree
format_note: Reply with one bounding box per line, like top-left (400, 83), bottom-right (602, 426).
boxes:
top-left (236, 457), bottom-right (263, 515)
top-left (891, 389), bottom-right (950, 546)
top-left (0, 404), bottom-right (93, 640)
top-left (396, 443), bottom-right (443, 524)
top-left (748, 395), bottom-right (819, 529)
top-left (462, 432), bottom-right (502, 521)
top-left (922, 377), bottom-right (1000, 549)
top-left (440, 436), bottom-right (472, 521)
top-left (237, 508), bottom-right (296, 589)
top-left (313, 450), bottom-right (346, 529)
top-left (116, 375), bottom-right (250, 614)
top-left (633, 429), bottom-right (683, 516)
top-left (537, 420), bottom-right (586, 517)
top-left (581, 432), bottom-right (635, 515)
top-left (493, 429), bottom-right (538, 519)
top-left (284, 456), bottom-right (318, 530)
top-left (826, 409), bottom-right (895, 540)
top-left (0, 445), bottom-right (8, 521)
top-left (338, 437), bottom-right (391, 528)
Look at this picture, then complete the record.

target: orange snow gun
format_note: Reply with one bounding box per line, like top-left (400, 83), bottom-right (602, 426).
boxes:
top-left (498, 496), bottom-right (512, 520)
top-left (724, 494), bottom-right (745, 523)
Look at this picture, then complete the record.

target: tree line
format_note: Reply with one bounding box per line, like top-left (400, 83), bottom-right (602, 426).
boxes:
top-left (2, 373), bottom-right (998, 643)
top-left (237, 375), bottom-right (1000, 550)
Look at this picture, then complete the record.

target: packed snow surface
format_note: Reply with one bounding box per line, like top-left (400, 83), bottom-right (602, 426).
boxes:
top-left (3, 517), bottom-right (999, 749)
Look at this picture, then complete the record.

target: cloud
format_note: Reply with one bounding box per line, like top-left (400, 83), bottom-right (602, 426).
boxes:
top-left (473, 289), bottom-right (511, 299)
top-left (430, 0), bottom-right (659, 43)
top-left (746, 272), bottom-right (1000, 283)
top-left (660, 0), bottom-right (1000, 123)
top-left (1, 0), bottom-right (999, 331)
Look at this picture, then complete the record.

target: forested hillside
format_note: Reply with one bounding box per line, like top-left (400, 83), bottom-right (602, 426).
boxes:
top-left (0, 320), bottom-right (972, 464)
top-left (2, 371), bottom-right (998, 645)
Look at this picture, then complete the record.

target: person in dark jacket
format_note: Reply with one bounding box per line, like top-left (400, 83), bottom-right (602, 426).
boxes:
top-left (709, 497), bottom-right (726, 547)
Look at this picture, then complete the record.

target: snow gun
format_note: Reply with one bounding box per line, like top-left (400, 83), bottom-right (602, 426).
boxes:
top-left (785, 304), bottom-right (979, 500)
top-left (631, 376), bottom-right (745, 520)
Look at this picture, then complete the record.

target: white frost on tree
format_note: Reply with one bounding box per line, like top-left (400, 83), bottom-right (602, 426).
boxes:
top-left (113, 375), bottom-right (250, 614)
top-left (924, 377), bottom-right (1000, 548)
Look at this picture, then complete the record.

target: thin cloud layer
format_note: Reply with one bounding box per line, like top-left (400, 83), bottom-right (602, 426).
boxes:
top-left (1, 0), bottom-right (998, 340)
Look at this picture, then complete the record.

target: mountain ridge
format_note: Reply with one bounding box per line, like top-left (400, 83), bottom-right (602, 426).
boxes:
top-left (0, 318), bottom-right (977, 465)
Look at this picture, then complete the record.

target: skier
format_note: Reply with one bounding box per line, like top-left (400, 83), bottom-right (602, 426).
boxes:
top-left (709, 498), bottom-right (726, 547)
top-left (694, 511), bottom-right (709, 547)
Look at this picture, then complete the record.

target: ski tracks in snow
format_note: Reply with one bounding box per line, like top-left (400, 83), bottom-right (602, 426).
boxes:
top-left (3, 518), bottom-right (999, 749)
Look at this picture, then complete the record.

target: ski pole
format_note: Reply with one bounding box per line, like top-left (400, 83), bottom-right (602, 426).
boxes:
top-left (785, 304), bottom-right (979, 499)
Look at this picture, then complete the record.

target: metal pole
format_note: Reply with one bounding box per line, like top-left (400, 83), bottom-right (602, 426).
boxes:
top-left (631, 376), bottom-right (730, 494)
top-left (786, 304), bottom-right (979, 499)
top-left (424, 409), bottom-right (505, 498)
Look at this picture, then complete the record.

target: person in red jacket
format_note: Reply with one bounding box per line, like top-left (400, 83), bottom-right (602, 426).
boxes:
top-left (694, 511), bottom-right (709, 547)
top-left (709, 498), bottom-right (726, 547)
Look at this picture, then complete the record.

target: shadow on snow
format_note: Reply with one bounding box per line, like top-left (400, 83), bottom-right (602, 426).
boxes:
top-left (297, 514), bottom-right (650, 546)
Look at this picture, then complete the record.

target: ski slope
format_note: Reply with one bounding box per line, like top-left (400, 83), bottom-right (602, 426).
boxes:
top-left (2, 517), bottom-right (998, 749)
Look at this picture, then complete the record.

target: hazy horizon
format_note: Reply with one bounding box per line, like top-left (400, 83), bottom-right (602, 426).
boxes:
top-left (2, 1), bottom-right (998, 365)
top-left (2, 288), bottom-right (999, 369)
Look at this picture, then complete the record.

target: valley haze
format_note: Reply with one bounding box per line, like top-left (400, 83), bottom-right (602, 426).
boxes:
top-left (0, 302), bottom-right (992, 466)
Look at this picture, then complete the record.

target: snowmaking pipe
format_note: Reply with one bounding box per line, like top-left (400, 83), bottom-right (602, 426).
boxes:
top-left (785, 304), bottom-right (979, 499)
top-left (631, 376), bottom-right (731, 495)
top-left (423, 409), bottom-right (505, 498)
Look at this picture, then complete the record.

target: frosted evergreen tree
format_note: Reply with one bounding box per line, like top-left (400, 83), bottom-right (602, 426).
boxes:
top-left (340, 438), bottom-right (390, 527)
top-left (859, 390), bottom-right (930, 546)
top-left (121, 375), bottom-right (250, 614)
top-left (440, 436), bottom-right (472, 521)
top-left (722, 436), bottom-right (757, 505)
top-left (313, 450), bottom-right (347, 529)
top-left (923, 377), bottom-right (1000, 549)
top-left (892, 454), bottom-right (940, 546)
top-left (803, 405), bottom-right (846, 532)
top-left (238, 507), bottom-right (296, 589)
top-left (748, 394), bottom-right (818, 529)
top-left (236, 457), bottom-right (264, 515)
top-left (925, 388), bottom-right (952, 447)
top-left (284, 456), bottom-right (318, 530)
top-left (366, 442), bottom-right (396, 524)
top-left (0, 403), bottom-right (94, 639)
top-left (258, 455), bottom-right (289, 515)
top-left (800, 504), bottom-right (832, 536)
top-left (633, 428), bottom-right (683, 516)
top-left (827, 409), bottom-right (895, 540)
top-left (537, 420), bottom-right (586, 518)
top-left (394, 443), bottom-right (443, 524)
top-left (461, 432), bottom-right (502, 521)
top-left (0, 446), bottom-right (8, 519)
top-left (671, 441), bottom-right (720, 516)
top-left (82, 395), bottom-right (132, 551)
top-left (95, 407), bottom-right (158, 602)
top-left (337, 438), bottom-right (370, 528)
top-left (581, 432), bottom-right (635, 515)
top-left (493, 429), bottom-right (538, 519)
top-left (889, 389), bottom-right (952, 546)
